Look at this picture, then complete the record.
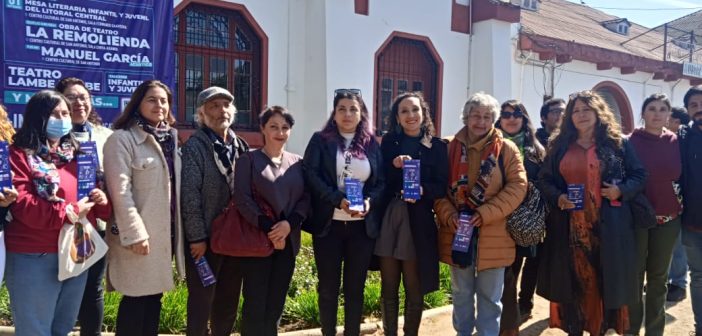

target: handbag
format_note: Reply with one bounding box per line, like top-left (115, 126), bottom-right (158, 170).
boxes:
top-left (210, 153), bottom-right (275, 257)
top-left (506, 181), bottom-right (547, 246)
top-left (630, 192), bottom-right (657, 229)
top-left (58, 217), bottom-right (108, 281)
top-left (498, 155), bottom-right (547, 247)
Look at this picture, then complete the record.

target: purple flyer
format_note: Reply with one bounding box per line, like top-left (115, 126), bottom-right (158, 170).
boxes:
top-left (195, 256), bottom-right (216, 287)
top-left (0, 141), bottom-right (11, 190)
top-left (452, 212), bottom-right (474, 253)
top-left (344, 177), bottom-right (364, 212)
top-left (403, 159), bottom-right (421, 201)
top-left (567, 184), bottom-right (585, 211)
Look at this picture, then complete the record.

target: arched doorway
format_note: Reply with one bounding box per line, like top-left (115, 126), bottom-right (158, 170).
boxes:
top-left (593, 81), bottom-right (634, 134)
top-left (374, 32), bottom-right (443, 135)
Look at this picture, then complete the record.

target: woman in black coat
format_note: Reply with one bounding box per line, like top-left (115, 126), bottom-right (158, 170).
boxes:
top-left (375, 92), bottom-right (448, 336)
top-left (302, 89), bottom-right (384, 336)
top-left (537, 90), bottom-right (646, 335)
top-left (495, 100), bottom-right (545, 336)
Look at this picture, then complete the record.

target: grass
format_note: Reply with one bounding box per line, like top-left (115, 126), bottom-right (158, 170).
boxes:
top-left (0, 232), bottom-right (454, 333)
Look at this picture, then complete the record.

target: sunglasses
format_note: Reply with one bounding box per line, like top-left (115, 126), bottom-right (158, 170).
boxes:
top-left (334, 88), bottom-right (362, 97)
top-left (500, 110), bottom-right (524, 119)
top-left (548, 107), bottom-right (565, 114)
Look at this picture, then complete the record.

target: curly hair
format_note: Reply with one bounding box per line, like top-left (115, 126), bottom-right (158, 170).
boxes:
top-left (387, 91), bottom-right (436, 137)
top-left (548, 90), bottom-right (623, 155)
top-left (319, 91), bottom-right (374, 159)
top-left (54, 77), bottom-right (104, 125)
top-left (495, 99), bottom-right (545, 160)
top-left (0, 105), bottom-right (15, 143)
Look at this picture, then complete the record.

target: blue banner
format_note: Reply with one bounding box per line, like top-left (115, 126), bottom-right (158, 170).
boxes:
top-left (1, 0), bottom-right (174, 127)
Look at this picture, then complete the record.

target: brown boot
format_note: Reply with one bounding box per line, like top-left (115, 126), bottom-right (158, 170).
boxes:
top-left (381, 297), bottom-right (399, 336)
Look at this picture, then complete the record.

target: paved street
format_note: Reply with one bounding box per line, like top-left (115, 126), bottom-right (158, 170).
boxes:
top-left (379, 289), bottom-right (696, 335)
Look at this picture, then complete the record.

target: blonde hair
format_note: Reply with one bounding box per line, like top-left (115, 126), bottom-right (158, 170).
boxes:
top-left (0, 105), bottom-right (15, 143)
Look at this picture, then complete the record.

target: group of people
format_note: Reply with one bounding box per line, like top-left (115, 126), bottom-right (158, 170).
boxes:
top-left (0, 77), bottom-right (700, 336)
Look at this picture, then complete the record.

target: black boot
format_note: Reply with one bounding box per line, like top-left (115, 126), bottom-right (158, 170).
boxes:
top-left (381, 297), bottom-right (399, 336)
top-left (402, 301), bottom-right (423, 336)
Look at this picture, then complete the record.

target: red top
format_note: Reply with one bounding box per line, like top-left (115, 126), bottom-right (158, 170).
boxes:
top-left (6, 145), bottom-right (112, 253)
top-left (629, 128), bottom-right (682, 219)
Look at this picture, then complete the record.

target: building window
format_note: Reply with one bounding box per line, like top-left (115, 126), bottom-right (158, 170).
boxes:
top-left (175, 4), bottom-right (264, 130)
top-left (593, 81), bottom-right (634, 134)
top-left (521, 0), bottom-right (538, 11)
top-left (617, 23), bottom-right (629, 35)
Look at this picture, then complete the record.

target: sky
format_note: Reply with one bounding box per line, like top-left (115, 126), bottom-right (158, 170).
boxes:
top-left (565, 0), bottom-right (702, 28)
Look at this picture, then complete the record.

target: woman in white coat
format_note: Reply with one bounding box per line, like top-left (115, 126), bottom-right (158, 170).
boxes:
top-left (103, 79), bottom-right (185, 336)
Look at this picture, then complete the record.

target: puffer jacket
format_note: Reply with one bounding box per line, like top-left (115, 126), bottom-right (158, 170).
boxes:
top-left (434, 127), bottom-right (527, 271)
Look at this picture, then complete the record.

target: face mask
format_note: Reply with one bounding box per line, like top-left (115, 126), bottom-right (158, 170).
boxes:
top-left (46, 116), bottom-right (72, 140)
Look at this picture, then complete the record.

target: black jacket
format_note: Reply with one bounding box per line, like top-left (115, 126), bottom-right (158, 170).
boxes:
top-left (302, 132), bottom-right (385, 238)
top-left (536, 139), bottom-right (646, 309)
top-left (679, 125), bottom-right (702, 230)
top-left (379, 132), bottom-right (448, 294)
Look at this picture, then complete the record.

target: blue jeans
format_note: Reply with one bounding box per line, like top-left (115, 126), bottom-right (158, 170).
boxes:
top-left (450, 265), bottom-right (505, 336)
top-left (669, 232), bottom-right (689, 288)
top-left (683, 227), bottom-right (702, 334)
top-left (5, 252), bottom-right (88, 336)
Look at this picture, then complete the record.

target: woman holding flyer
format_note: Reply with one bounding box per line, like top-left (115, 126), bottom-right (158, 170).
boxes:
top-left (537, 90), bottom-right (646, 335)
top-left (374, 92), bottom-right (447, 336)
top-left (303, 89), bottom-right (384, 336)
top-left (233, 106), bottom-right (310, 335)
top-left (5, 90), bottom-right (111, 336)
top-left (103, 80), bottom-right (185, 335)
top-left (433, 92), bottom-right (527, 336)
top-left (56, 76), bottom-right (113, 336)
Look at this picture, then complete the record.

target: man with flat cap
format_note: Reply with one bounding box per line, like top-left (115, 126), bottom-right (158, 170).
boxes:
top-left (181, 86), bottom-right (249, 336)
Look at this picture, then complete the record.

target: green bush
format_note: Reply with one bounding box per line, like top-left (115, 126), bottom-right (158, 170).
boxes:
top-left (0, 232), bottom-right (454, 333)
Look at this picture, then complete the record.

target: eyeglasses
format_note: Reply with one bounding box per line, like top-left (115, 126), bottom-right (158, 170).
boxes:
top-left (65, 94), bottom-right (90, 103)
top-left (334, 88), bottom-right (362, 97)
top-left (548, 107), bottom-right (565, 115)
top-left (500, 110), bottom-right (524, 119)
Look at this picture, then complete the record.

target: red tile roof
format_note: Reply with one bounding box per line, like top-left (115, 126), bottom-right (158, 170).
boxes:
top-left (519, 0), bottom-right (687, 63)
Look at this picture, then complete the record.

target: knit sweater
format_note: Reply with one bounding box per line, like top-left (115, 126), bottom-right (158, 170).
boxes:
top-left (629, 128), bottom-right (682, 218)
top-left (180, 128), bottom-right (248, 243)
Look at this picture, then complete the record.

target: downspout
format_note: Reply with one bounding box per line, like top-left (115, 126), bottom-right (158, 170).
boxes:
top-left (641, 72), bottom-right (654, 102)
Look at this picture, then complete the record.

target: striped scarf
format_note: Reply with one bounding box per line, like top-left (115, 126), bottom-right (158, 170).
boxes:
top-left (448, 132), bottom-right (503, 211)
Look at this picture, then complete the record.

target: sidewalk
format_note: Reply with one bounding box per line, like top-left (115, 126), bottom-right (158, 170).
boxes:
top-left (394, 289), bottom-right (696, 335)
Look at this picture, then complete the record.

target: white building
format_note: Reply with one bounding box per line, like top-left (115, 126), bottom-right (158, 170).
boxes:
top-left (172, 0), bottom-right (701, 152)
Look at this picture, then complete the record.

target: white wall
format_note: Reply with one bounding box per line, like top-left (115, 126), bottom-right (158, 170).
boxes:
top-left (516, 56), bottom-right (694, 130)
top-left (323, 0), bottom-right (472, 139)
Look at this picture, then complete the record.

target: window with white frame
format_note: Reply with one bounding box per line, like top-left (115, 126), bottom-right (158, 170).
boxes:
top-left (521, 0), bottom-right (538, 11)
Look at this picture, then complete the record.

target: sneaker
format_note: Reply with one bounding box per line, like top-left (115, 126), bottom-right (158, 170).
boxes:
top-left (667, 284), bottom-right (687, 302)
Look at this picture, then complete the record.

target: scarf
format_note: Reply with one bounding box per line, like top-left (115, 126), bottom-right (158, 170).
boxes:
top-left (203, 127), bottom-right (238, 193)
top-left (448, 132), bottom-right (504, 211)
top-left (26, 141), bottom-right (75, 202)
top-left (504, 131), bottom-right (525, 157)
top-left (71, 122), bottom-right (93, 142)
top-left (135, 115), bottom-right (177, 236)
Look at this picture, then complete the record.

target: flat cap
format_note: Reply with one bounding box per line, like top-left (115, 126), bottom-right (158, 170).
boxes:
top-left (197, 86), bottom-right (234, 107)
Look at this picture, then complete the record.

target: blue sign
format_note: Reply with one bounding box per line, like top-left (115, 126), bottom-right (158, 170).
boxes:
top-left (1, 0), bottom-right (174, 127)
